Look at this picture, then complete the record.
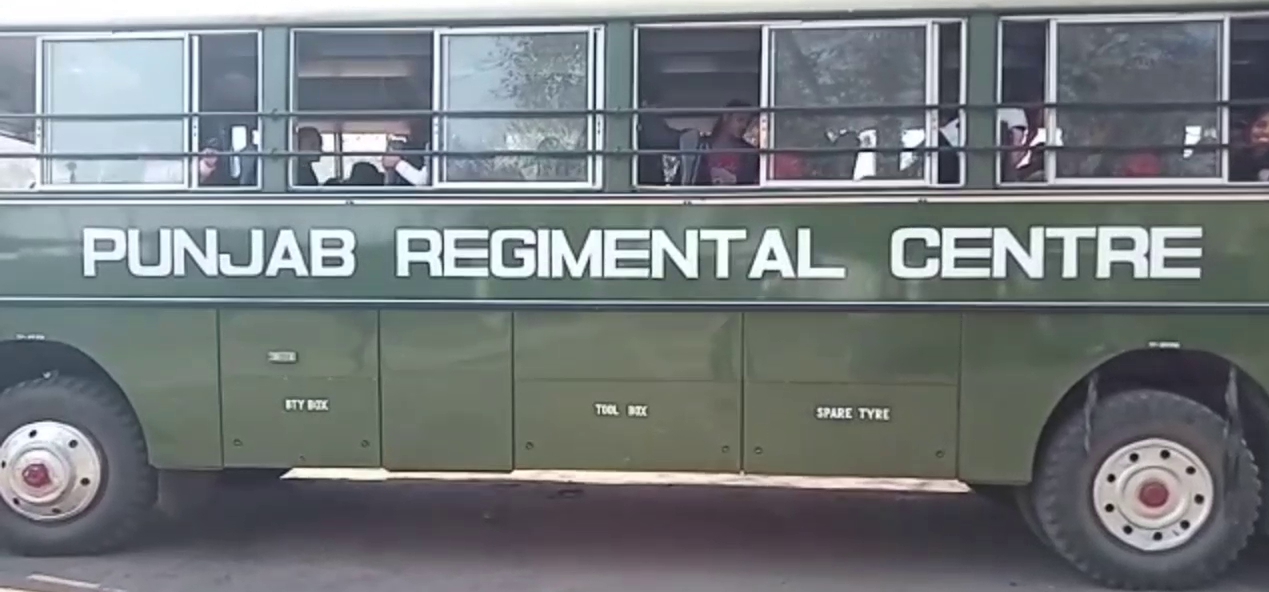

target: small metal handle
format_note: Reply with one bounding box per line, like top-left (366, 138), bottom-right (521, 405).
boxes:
top-left (266, 350), bottom-right (298, 364)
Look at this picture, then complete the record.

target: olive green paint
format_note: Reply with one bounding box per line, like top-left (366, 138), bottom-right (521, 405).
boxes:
top-left (379, 310), bottom-right (513, 471)
top-left (962, 13), bottom-right (998, 190)
top-left (219, 309), bottom-right (381, 468)
top-left (959, 313), bottom-right (1269, 485)
top-left (2, 199), bottom-right (1267, 479)
top-left (743, 313), bottom-right (960, 477)
top-left (513, 312), bottom-right (741, 471)
top-left (259, 26), bottom-right (290, 194)
top-left (603, 20), bottom-right (635, 193)
top-left (0, 308), bottom-right (221, 469)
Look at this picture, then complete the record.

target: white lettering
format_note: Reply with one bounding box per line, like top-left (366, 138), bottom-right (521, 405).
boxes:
top-left (490, 229), bottom-right (536, 279)
top-left (82, 227), bottom-right (126, 277)
top-left (173, 228), bottom-right (218, 277)
top-left (1148, 226), bottom-right (1203, 279)
top-left (551, 229), bottom-right (601, 278)
top-left (396, 228), bottom-right (441, 277)
top-left (603, 229), bottom-right (651, 279)
top-left (284, 398), bottom-right (330, 412)
top-left (748, 228), bottom-right (795, 279)
top-left (651, 229), bottom-right (698, 279)
top-left (890, 226), bottom-right (940, 280)
top-left (699, 228), bottom-right (746, 279)
top-left (309, 228), bottom-right (356, 278)
top-left (126, 228), bottom-right (173, 277)
top-left (594, 403), bottom-right (620, 417)
top-left (263, 229), bottom-right (309, 277)
top-left (889, 225), bottom-right (1203, 281)
top-left (1095, 226), bottom-right (1150, 280)
top-left (941, 227), bottom-right (992, 279)
top-left (1044, 227), bottom-right (1097, 279)
top-left (444, 228), bottom-right (490, 279)
top-left (990, 227), bottom-right (1044, 279)
top-left (220, 229), bottom-right (266, 277)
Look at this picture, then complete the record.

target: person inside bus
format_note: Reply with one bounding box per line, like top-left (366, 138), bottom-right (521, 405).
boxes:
top-left (1231, 106), bottom-right (1269, 182)
top-left (196, 137), bottom-right (236, 187)
top-left (293, 126), bottom-right (323, 187)
top-left (636, 88), bottom-right (687, 185)
top-left (344, 161), bottom-right (386, 186)
top-left (679, 99), bottom-right (759, 186)
top-left (382, 120), bottom-right (431, 186)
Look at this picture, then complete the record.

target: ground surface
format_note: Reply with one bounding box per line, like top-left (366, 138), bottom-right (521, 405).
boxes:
top-left (0, 471), bottom-right (1264, 592)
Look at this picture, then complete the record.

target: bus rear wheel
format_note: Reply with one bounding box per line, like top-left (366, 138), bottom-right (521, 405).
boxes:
top-left (0, 375), bottom-right (156, 555)
top-left (1030, 388), bottom-right (1261, 590)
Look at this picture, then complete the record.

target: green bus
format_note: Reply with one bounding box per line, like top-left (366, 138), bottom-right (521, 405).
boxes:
top-left (2, 0), bottom-right (1269, 588)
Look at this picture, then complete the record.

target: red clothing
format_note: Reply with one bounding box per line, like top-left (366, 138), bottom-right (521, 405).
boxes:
top-left (707, 152), bottom-right (742, 178)
top-left (770, 154), bottom-right (805, 179)
top-left (1122, 153), bottom-right (1162, 177)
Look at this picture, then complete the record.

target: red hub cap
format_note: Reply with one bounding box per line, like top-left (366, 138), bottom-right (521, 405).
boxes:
top-left (20, 463), bottom-right (51, 488)
top-left (1138, 481), bottom-right (1170, 509)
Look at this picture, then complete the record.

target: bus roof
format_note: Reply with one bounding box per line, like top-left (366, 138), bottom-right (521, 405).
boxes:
top-left (2, 0), bottom-right (1265, 30)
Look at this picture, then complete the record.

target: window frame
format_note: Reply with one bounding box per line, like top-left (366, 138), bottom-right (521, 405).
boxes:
top-left (287, 25), bottom-right (438, 191)
top-left (630, 20), bottom-right (769, 192)
top-left (430, 24), bottom-right (606, 190)
top-left (36, 30), bottom-right (193, 192)
top-left (191, 29), bottom-right (265, 192)
top-left (997, 12), bottom-right (1229, 188)
top-left (759, 17), bottom-right (957, 189)
top-left (0, 32), bottom-right (40, 193)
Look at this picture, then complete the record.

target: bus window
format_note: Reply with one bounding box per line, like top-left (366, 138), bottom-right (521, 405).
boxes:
top-left (435, 27), bottom-right (600, 186)
top-left (0, 35), bottom-right (36, 190)
top-left (292, 29), bottom-right (433, 188)
top-left (765, 20), bottom-right (947, 184)
top-left (1054, 18), bottom-right (1220, 182)
top-left (1228, 17), bottom-right (1269, 183)
top-left (999, 19), bottom-right (1047, 184)
top-left (41, 35), bottom-right (188, 188)
top-left (194, 32), bottom-right (260, 189)
top-left (634, 25), bottom-right (762, 188)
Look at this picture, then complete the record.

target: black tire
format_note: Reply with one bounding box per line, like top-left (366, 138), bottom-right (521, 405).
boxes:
top-left (0, 375), bottom-right (157, 556)
top-left (1012, 482), bottom-right (1051, 549)
top-left (1031, 388), bottom-right (1261, 590)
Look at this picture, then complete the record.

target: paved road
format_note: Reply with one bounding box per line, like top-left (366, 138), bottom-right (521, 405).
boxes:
top-left (0, 473), bottom-right (1264, 592)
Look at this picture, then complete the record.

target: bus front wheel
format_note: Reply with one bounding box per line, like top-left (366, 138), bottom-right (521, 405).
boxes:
top-left (1030, 388), bottom-right (1261, 590)
top-left (0, 375), bottom-right (156, 556)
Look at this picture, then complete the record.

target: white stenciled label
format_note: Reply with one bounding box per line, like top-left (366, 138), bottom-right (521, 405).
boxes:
top-left (593, 402), bottom-right (650, 418)
top-left (888, 225), bottom-right (1203, 280)
top-left (284, 398), bottom-right (330, 412)
top-left (594, 403), bottom-right (621, 417)
top-left (815, 405), bottom-right (892, 422)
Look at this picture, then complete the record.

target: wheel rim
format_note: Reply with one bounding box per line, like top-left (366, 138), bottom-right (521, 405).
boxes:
top-left (1092, 437), bottom-right (1215, 552)
top-left (0, 421), bottom-right (103, 522)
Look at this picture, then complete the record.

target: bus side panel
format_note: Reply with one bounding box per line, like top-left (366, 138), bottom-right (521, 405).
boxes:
top-left (742, 311), bottom-right (961, 477)
top-left (0, 307), bottom-right (221, 469)
top-left (219, 308), bottom-right (380, 468)
top-left (379, 310), bottom-right (513, 471)
top-left (956, 312), bottom-right (1269, 484)
top-left (512, 311), bottom-right (742, 472)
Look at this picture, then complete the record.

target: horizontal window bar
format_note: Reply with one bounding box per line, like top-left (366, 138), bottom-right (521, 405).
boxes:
top-left (0, 143), bottom-right (1242, 160)
top-left (1, 99), bottom-right (1262, 121)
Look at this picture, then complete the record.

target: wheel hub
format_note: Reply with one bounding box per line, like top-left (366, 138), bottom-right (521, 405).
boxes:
top-left (1092, 437), bottom-right (1214, 552)
top-left (1137, 481), bottom-right (1170, 509)
top-left (0, 421), bottom-right (103, 522)
top-left (21, 463), bottom-right (51, 489)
